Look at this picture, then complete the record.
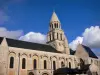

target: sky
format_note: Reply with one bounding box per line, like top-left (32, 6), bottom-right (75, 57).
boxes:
top-left (0, 0), bottom-right (100, 57)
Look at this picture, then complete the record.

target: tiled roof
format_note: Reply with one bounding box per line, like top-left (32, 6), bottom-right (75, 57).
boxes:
top-left (70, 49), bottom-right (75, 55)
top-left (82, 45), bottom-right (98, 59)
top-left (0, 37), bottom-right (3, 44)
top-left (6, 38), bottom-right (60, 53)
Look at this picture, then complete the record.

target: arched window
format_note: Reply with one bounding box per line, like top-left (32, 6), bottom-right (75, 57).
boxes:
top-left (54, 23), bottom-right (56, 28)
top-left (52, 24), bottom-right (53, 29)
top-left (42, 73), bottom-right (49, 75)
top-left (60, 34), bottom-right (62, 40)
top-left (69, 62), bottom-right (71, 68)
top-left (9, 57), bottom-right (14, 68)
top-left (53, 61), bottom-right (56, 70)
top-left (50, 34), bottom-right (51, 41)
top-left (33, 59), bottom-right (37, 69)
top-left (22, 58), bottom-right (26, 69)
top-left (56, 23), bottom-right (58, 28)
top-left (96, 72), bottom-right (98, 75)
top-left (61, 61), bottom-right (65, 67)
top-left (80, 58), bottom-right (85, 69)
top-left (52, 32), bottom-right (54, 40)
top-left (44, 60), bottom-right (47, 69)
top-left (57, 33), bottom-right (59, 39)
top-left (29, 72), bottom-right (34, 75)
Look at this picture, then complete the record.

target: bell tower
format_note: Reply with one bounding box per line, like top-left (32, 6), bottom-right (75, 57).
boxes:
top-left (47, 11), bottom-right (70, 54)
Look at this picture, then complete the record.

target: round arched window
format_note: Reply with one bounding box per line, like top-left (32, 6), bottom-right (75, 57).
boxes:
top-left (9, 57), bottom-right (14, 68)
top-left (29, 72), bottom-right (34, 75)
top-left (42, 73), bottom-right (49, 75)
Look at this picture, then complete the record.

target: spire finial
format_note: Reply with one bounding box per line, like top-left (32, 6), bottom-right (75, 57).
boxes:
top-left (50, 11), bottom-right (60, 22)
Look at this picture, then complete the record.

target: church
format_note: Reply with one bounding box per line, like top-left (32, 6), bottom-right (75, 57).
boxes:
top-left (0, 12), bottom-right (100, 75)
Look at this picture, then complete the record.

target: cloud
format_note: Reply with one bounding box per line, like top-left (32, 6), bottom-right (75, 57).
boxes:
top-left (19, 32), bottom-right (47, 44)
top-left (82, 26), bottom-right (100, 48)
top-left (69, 36), bottom-right (83, 50)
top-left (0, 27), bottom-right (23, 39)
top-left (69, 26), bottom-right (100, 50)
top-left (0, 27), bottom-right (46, 44)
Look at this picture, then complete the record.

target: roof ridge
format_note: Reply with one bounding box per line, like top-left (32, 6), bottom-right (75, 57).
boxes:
top-left (6, 37), bottom-right (48, 46)
top-left (5, 37), bottom-right (60, 53)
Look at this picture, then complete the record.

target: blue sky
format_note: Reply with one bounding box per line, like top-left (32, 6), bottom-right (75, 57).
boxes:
top-left (2, 0), bottom-right (100, 42)
top-left (0, 0), bottom-right (100, 56)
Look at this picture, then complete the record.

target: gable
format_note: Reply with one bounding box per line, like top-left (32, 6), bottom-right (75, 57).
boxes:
top-left (1, 38), bottom-right (8, 47)
top-left (75, 44), bottom-right (98, 59)
top-left (0, 37), bottom-right (3, 44)
top-left (75, 44), bottom-right (89, 59)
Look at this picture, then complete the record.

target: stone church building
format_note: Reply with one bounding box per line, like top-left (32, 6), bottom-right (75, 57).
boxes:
top-left (0, 12), bottom-right (100, 75)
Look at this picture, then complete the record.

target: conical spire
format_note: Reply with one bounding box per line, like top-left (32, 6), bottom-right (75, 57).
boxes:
top-left (50, 11), bottom-right (60, 22)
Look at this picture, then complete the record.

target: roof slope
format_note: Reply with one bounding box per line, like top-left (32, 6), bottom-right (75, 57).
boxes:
top-left (0, 37), bottom-right (3, 44)
top-left (82, 45), bottom-right (98, 59)
top-left (6, 38), bottom-right (60, 53)
top-left (70, 49), bottom-right (75, 55)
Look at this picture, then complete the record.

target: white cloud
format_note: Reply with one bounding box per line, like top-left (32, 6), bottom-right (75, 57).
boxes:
top-left (69, 26), bottom-right (100, 50)
top-left (82, 26), bottom-right (100, 48)
top-left (19, 32), bottom-right (47, 44)
top-left (0, 27), bottom-right (46, 44)
top-left (0, 27), bottom-right (23, 39)
top-left (69, 36), bottom-right (83, 50)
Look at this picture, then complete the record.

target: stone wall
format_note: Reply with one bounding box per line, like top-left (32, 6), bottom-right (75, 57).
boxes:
top-left (0, 38), bottom-right (9, 75)
top-left (7, 47), bottom-right (78, 75)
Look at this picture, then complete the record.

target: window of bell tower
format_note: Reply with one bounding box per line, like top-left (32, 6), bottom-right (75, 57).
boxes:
top-left (51, 24), bottom-right (53, 29)
top-left (54, 23), bottom-right (56, 28)
top-left (57, 33), bottom-right (59, 39)
top-left (57, 23), bottom-right (58, 28)
top-left (50, 34), bottom-right (51, 41)
top-left (60, 34), bottom-right (62, 40)
top-left (52, 32), bottom-right (54, 40)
